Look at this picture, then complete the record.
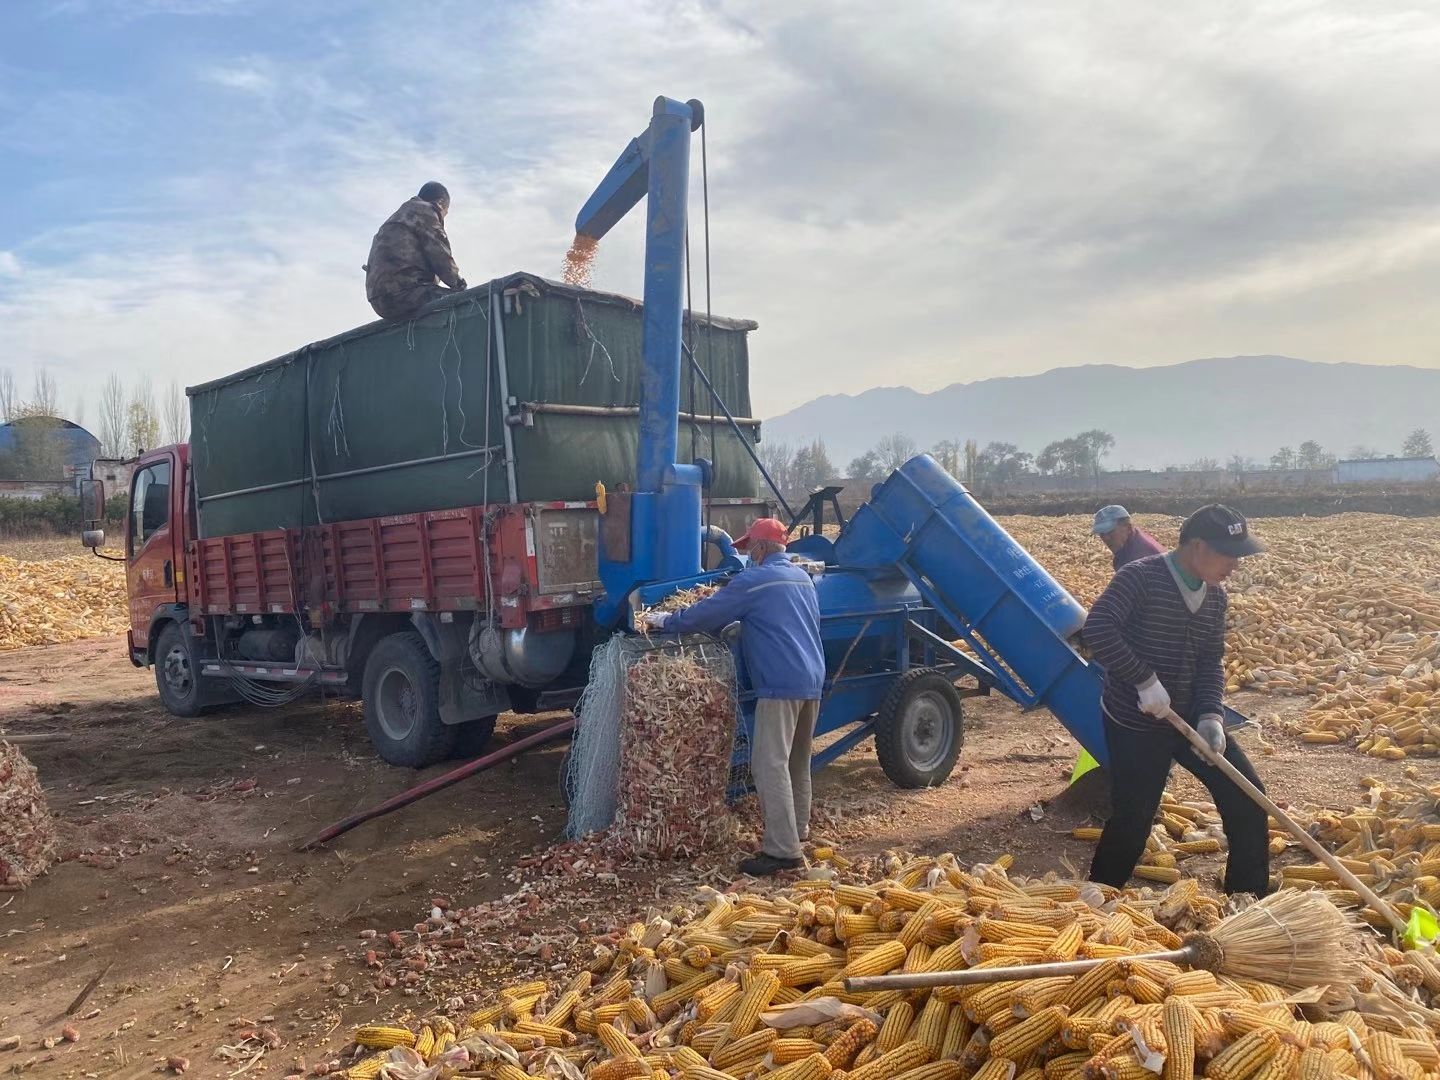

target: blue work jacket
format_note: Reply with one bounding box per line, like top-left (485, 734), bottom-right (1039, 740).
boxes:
top-left (663, 553), bottom-right (826, 700)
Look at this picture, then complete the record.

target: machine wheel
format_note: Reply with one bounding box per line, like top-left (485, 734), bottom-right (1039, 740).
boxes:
top-left (362, 632), bottom-right (455, 768)
top-left (154, 621), bottom-right (214, 718)
top-left (874, 669), bottom-right (964, 789)
top-left (452, 714), bottom-right (499, 759)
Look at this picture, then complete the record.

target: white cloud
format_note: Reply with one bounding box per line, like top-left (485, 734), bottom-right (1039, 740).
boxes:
top-left (4, 0), bottom-right (1440, 421)
top-left (0, 252), bottom-right (20, 277)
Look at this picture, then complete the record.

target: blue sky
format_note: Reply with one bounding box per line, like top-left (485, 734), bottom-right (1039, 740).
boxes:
top-left (3, 0), bottom-right (1440, 424)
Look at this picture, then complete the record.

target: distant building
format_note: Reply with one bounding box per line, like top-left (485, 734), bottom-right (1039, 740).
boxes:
top-left (1335, 456), bottom-right (1440, 485)
top-left (91, 457), bottom-right (137, 499)
top-left (0, 416), bottom-right (103, 492)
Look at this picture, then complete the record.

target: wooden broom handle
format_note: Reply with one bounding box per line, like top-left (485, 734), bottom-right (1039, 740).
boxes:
top-left (845, 947), bottom-right (1193, 992)
top-left (1160, 708), bottom-right (1407, 935)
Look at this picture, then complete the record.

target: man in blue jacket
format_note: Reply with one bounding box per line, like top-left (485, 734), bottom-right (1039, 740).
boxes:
top-left (645, 518), bottom-right (826, 877)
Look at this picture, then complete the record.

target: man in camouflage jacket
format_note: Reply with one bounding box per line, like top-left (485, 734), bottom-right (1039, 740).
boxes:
top-left (364, 182), bottom-right (467, 320)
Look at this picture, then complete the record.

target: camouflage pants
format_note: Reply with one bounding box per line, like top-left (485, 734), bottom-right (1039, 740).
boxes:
top-left (368, 283), bottom-right (455, 321)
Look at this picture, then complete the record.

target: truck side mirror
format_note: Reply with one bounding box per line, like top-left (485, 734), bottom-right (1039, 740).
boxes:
top-left (79, 479), bottom-right (106, 550)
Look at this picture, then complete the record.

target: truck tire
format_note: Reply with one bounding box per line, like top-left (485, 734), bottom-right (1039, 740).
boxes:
top-left (451, 714), bottom-right (499, 759)
top-left (154, 621), bottom-right (213, 718)
top-left (874, 669), bottom-right (964, 789)
top-left (362, 632), bottom-right (455, 768)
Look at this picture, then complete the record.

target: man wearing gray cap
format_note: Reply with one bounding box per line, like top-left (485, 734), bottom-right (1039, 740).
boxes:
top-left (1092, 505), bottom-right (1163, 572)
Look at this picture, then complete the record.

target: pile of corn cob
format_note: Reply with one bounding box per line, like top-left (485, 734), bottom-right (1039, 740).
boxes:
top-left (339, 853), bottom-right (1440, 1080)
top-left (1069, 777), bottom-right (1440, 936)
top-left (0, 741), bottom-right (59, 890)
top-left (0, 552), bottom-right (128, 651)
top-left (1002, 513), bottom-right (1440, 757)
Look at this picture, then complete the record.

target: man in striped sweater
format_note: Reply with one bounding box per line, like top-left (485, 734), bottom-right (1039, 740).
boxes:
top-left (1084, 505), bottom-right (1270, 895)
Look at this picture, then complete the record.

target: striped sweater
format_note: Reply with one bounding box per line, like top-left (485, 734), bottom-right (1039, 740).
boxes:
top-left (1084, 554), bottom-right (1228, 730)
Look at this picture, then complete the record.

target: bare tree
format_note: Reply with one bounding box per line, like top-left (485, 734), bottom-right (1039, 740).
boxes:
top-left (31, 369), bottom-right (59, 417)
top-left (161, 380), bottom-right (188, 445)
top-left (127, 376), bottom-right (160, 456)
top-left (1401, 429), bottom-right (1433, 458)
top-left (757, 439), bottom-right (796, 496)
top-left (0, 369), bottom-right (16, 422)
top-left (874, 433), bottom-right (918, 472)
top-left (98, 374), bottom-right (127, 458)
top-left (72, 396), bottom-right (86, 427)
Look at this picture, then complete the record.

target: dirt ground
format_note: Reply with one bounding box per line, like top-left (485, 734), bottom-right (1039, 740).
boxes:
top-left (1, 630), bottom-right (1420, 1079)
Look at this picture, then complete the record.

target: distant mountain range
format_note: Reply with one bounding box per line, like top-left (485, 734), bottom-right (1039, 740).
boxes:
top-left (762, 356), bottom-right (1440, 470)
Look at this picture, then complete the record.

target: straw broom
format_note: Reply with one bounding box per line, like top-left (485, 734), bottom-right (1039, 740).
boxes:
top-left (847, 887), bottom-right (1365, 995)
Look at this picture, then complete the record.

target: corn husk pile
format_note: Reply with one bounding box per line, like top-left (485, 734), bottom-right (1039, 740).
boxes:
top-left (610, 651), bottom-right (739, 860)
top-left (340, 853), bottom-right (1440, 1080)
top-left (649, 585), bottom-right (721, 615)
top-left (1001, 514), bottom-right (1440, 757)
top-left (0, 741), bottom-right (60, 890)
top-left (0, 552), bottom-right (128, 650)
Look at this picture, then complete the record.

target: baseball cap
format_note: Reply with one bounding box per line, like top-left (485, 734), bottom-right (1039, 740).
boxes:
top-left (734, 517), bottom-right (789, 551)
top-left (1091, 505), bottom-right (1131, 536)
top-left (1179, 504), bottom-right (1265, 557)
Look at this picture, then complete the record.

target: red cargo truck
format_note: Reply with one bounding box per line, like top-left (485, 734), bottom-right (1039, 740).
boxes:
top-left (82, 446), bottom-right (766, 767)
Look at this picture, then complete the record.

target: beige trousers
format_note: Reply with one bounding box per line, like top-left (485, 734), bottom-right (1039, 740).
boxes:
top-left (751, 699), bottom-right (819, 859)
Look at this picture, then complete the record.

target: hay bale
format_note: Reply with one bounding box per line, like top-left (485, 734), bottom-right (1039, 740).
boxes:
top-left (0, 741), bottom-right (59, 890)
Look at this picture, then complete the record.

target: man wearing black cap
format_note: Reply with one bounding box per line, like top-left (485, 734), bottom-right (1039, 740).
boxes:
top-left (1083, 504), bottom-right (1269, 895)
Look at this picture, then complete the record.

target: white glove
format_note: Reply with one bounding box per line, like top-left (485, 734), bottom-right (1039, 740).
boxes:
top-left (1196, 714), bottom-right (1226, 755)
top-left (1135, 675), bottom-right (1171, 718)
top-left (640, 611), bottom-right (670, 632)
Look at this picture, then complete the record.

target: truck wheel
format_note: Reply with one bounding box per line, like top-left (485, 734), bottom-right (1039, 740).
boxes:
top-left (155, 621), bottom-right (212, 718)
top-left (362, 632), bottom-right (455, 768)
top-left (874, 669), bottom-right (964, 789)
top-left (452, 714), bottom-right (499, 759)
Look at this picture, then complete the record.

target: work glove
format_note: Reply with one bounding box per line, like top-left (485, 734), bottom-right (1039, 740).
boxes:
top-left (1135, 674), bottom-right (1171, 718)
top-left (454, 277), bottom-right (468, 290)
top-left (640, 611), bottom-right (670, 632)
top-left (1196, 714), bottom-right (1226, 755)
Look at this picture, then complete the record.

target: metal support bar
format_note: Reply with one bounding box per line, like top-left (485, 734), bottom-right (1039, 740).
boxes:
top-left (490, 290), bottom-right (520, 503)
top-left (682, 341), bottom-right (794, 519)
top-left (510, 401), bottom-right (760, 426)
top-left (904, 619), bottom-right (998, 686)
top-left (198, 444), bottom-right (504, 504)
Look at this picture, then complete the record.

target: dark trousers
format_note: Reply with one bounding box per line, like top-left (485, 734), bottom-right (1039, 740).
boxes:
top-left (369, 283), bottom-right (455, 321)
top-left (1089, 713), bottom-right (1271, 895)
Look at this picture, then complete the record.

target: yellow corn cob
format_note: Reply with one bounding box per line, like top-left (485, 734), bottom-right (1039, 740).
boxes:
top-left (1396, 1039), bottom-right (1440, 1071)
top-left (1204, 1027), bottom-right (1280, 1080)
top-left (1297, 1048), bottom-right (1336, 1080)
top-left (541, 990), bottom-right (582, 1027)
top-left (627, 998), bottom-right (658, 1029)
top-left (713, 1028), bottom-right (779, 1070)
top-left (1219, 1006), bottom-right (1294, 1041)
top-left (1064, 959), bottom-right (1124, 1010)
top-left (903, 943), bottom-right (934, 973)
top-left (875, 1001), bottom-right (916, 1055)
top-left (910, 996), bottom-right (949, 1057)
top-left (970, 1061), bottom-right (1018, 1080)
top-left (1044, 1053), bottom-right (1089, 1080)
top-left (839, 913), bottom-right (882, 940)
top-left (574, 1008), bottom-right (598, 1035)
top-left (770, 1053), bottom-right (835, 1080)
top-left (682, 945), bottom-right (712, 967)
top-left (500, 979), bottom-right (547, 1002)
top-left (1042, 922), bottom-right (1083, 963)
top-left (492, 1031), bottom-right (544, 1052)
top-left (781, 955), bottom-right (847, 988)
top-left (841, 940), bottom-right (907, 980)
top-left (1365, 1032), bottom-right (1413, 1080)
top-left (1324, 1048), bottom-right (1357, 1075)
top-left (848, 1042), bottom-right (935, 1080)
top-left (1100, 1059), bottom-right (1158, 1080)
top-left (345, 1055), bottom-right (386, 1080)
top-left (515, 1019), bottom-right (576, 1047)
top-left (1161, 998), bottom-right (1197, 1080)
top-left (492, 1064), bottom-right (533, 1080)
top-left (592, 1062), bottom-right (650, 1080)
top-left (598, 1023), bottom-right (643, 1061)
top-left (1011, 976), bottom-right (1070, 1018)
top-left (412, 1026), bottom-right (435, 1060)
top-left (463, 1003), bottom-right (505, 1031)
top-left (774, 1040), bottom-right (829, 1065)
top-left (892, 1064), bottom-right (965, 1080)
top-left (653, 971), bottom-right (720, 1019)
top-left (431, 1031), bottom-right (454, 1062)
top-left (1132, 866), bottom-right (1181, 884)
top-left (1249, 1043), bottom-right (1300, 1080)
top-left (940, 1008), bottom-right (972, 1060)
top-left (1174, 838), bottom-right (1223, 855)
top-left (1124, 974), bottom-right (1165, 1006)
top-left (595, 1003), bottom-right (628, 1024)
top-left (353, 1026), bottom-right (417, 1050)
top-left (989, 1005), bottom-right (1070, 1063)
top-left (725, 969), bottom-right (782, 1043)
top-left (669, 1047), bottom-right (710, 1071)
top-left (1164, 970), bottom-right (1218, 996)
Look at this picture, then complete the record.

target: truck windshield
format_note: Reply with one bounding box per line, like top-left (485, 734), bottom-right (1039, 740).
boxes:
top-left (130, 460), bottom-right (172, 556)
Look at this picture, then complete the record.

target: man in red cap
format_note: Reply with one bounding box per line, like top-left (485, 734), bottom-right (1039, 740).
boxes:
top-left (645, 518), bottom-right (826, 876)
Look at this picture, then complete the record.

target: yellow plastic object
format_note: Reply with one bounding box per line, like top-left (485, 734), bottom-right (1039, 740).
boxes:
top-left (1402, 907), bottom-right (1437, 950)
top-left (1069, 751), bottom-right (1100, 785)
top-left (596, 481), bottom-right (608, 515)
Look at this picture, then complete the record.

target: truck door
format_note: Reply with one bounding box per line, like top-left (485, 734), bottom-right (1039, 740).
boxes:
top-left (127, 455), bottom-right (179, 641)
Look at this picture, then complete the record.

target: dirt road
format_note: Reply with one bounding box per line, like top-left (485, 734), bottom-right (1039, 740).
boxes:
top-left (2, 633), bottom-right (1404, 1078)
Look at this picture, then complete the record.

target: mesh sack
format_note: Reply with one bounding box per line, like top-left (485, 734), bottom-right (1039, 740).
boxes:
top-left (564, 634), bottom-right (742, 857)
top-left (0, 741), bottom-right (59, 890)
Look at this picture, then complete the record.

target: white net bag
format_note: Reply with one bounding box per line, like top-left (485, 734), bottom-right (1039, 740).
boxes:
top-left (565, 634), bottom-right (743, 858)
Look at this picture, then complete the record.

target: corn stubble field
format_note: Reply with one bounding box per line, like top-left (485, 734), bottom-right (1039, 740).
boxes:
top-left (4, 513), bottom-right (1440, 1079)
